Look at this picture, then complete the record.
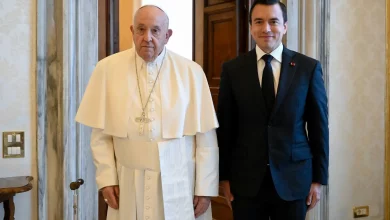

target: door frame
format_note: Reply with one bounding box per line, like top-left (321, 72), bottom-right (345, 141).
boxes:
top-left (36, 0), bottom-right (99, 219)
top-left (97, 0), bottom-right (119, 219)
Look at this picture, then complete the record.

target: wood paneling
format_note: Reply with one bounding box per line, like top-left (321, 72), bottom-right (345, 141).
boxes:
top-left (199, 0), bottom-right (252, 107)
top-left (204, 7), bottom-right (237, 107)
top-left (204, 2), bottom-right (235, 13)
top-left (98, 0), bottom-right (107, 60)
top-left (241, 0), bottom-right (255, 51)
top-left (211, 186), bottom-right (234, 220)
top-left (207, 0), bottom-right (234, 7)
top-left (112, 0), bottom-right (120, 53)
top-left (98, 190), bottom-right (108, 220)
top-left (194, 0), bottom-right (204, 66)
top-left (98, 0), bottom-right (119, 61)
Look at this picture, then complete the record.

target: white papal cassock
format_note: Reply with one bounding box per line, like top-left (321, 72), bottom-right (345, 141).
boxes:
top-left (75, 47), bottom-right (219, 220)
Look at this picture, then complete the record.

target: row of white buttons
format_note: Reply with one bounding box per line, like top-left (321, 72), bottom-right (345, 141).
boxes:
top-left (147, 66), bottom-right (157, 142)
top-left (145, 64), bottom-right (158, 219)
top-left (145, 174), bottom-right (152, 220)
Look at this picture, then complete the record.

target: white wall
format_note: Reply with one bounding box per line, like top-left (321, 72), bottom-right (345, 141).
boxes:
top-left (0, 0), bottom-right (37, 219)
top-left (141, 0), bottom-right (193, 59)
top-left (329, 0), bottom-right (386, 219)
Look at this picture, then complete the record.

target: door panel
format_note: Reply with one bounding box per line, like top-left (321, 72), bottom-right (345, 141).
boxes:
top-left (204, 4), bottom-right (236, 107)
top-left (207, 0), bottom-right (234, 7)
top-left (99, 0), bottom-right (119, 61)
top-left (199, 0), bottom-right (252, 108)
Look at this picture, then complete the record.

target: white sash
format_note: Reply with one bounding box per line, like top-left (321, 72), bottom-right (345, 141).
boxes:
top-left (158, 137), bottom-right (195, 220)
top-left (112, 137), bottom-right (201, 220)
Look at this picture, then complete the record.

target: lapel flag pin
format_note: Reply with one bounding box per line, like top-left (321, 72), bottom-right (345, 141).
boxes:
top-left (290, 62), bottom-right (296, 66)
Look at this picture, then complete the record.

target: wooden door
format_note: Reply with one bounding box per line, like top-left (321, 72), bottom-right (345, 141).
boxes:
top-left (98, 0), bottom-right (119, 219)
top-left (194, 0), bottom-right (253, 108)
top-left (193, 1), bottom-right (254, 219)
top-left (98, 0), bottom-right (119, 60)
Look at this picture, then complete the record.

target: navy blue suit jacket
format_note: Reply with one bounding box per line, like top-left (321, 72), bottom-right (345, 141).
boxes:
top-left (217, 47), bottom-right (329, 201)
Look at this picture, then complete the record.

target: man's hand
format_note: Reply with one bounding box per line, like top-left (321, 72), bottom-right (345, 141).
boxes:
top-left (101, 185), bottom-right (120, 209)
top-left (193, 196), bottom-right (211, 218)
top-left (306, 182), bottom-right (322, 210)
top-left (220, 180), bottom-right (234, 209)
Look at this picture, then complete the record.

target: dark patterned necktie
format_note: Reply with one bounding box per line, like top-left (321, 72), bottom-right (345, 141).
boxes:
top-left (261, 54), bottom-right (275, 118)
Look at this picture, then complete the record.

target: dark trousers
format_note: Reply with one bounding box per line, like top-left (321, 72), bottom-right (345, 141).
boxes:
top-left (231, 167), bottom-right (308, 220)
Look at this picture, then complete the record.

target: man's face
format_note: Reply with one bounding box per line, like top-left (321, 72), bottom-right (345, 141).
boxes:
top-left (250, 4), bottom-right (287, 53)
top-left (131, 6), bottom-right (172, 62)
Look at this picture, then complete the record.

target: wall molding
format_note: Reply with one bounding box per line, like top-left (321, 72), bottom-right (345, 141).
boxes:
top-left (36, 0), bottom-right (47, 218)
top-left (36, 0), bottom-right (98, 219)
top-left (318, 1), bottom-right (330, 219)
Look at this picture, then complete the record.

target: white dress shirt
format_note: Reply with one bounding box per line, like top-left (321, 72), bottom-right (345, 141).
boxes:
top-left (256, 43), bottom-right (284, 95)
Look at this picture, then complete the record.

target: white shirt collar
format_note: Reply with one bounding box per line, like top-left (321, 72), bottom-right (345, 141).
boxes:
top-left (135, 46), bottom-right (167, 70)
top-left (255, 43), bottom-right (283, 63)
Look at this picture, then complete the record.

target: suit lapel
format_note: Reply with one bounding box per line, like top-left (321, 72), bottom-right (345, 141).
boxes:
top-left (270, 47), bottom-right (297, 120)
top-left (243, 49), bottom-right (267, 116)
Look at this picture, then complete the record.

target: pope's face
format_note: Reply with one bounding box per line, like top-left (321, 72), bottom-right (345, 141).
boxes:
top-left (131, 6), bottom-right (172, 62)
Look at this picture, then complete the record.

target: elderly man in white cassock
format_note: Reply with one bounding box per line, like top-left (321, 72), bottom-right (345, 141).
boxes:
top-left (75, 5), bottom-right (219, 220)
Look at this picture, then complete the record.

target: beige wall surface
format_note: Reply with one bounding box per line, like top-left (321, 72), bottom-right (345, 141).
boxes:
top-left (119, 0), bottom-right (140, 51)
top-left (329, 0), bottom-right (386, 219)
top-left (0, 0), bottom-right (37, 219)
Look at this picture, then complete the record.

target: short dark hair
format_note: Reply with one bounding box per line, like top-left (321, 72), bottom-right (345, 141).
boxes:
top-left (249, 0), bottom-right (287, 24)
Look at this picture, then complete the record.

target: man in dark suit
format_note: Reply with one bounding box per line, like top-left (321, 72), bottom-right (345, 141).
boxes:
top-left (217, 0), bottom-right (329, 219)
